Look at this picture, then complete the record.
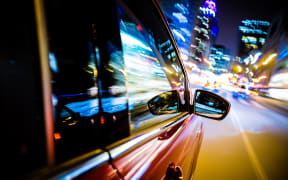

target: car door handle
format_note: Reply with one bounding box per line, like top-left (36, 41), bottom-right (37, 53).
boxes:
top-left (158, 121), bottom-right (183, 140)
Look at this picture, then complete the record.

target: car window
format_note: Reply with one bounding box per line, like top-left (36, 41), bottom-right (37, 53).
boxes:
top-left (121, 1), bottom-right (188, 102)
top-left (45, 7), bottom-right (101, 162)
top-left (118, 5), bottom-right (184, 134)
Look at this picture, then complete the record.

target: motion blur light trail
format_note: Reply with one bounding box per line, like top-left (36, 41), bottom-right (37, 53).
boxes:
top-left (230, 110), bottom-right (268, 180)
top-left (194, 87), bottom-right (288, 179)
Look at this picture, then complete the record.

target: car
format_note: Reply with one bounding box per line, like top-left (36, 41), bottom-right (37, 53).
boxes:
top-left (203, 81), bottom-right (220, 93)
top-left (232, 84), bottom-right (250, 99)
top-left (3, 0), bottom-right (230, 179)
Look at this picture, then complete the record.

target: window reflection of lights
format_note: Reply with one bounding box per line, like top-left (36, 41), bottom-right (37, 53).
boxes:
top-left (171, 81), bottom-right (181, 86)
top-left (124, 55), bottom-right (147, 66)
top-left (159, 40), bottom-right (170, 48)
top-left (88, 87), bottom-right (98, 97)
top-left (171, 51), bottom-right (176, 58)
top-left (54, 132), bottom-right (62, 141)
top-left (167, 54), bottom-right (171, 60)
top-left (180, 28), bottom-right (191, 36)
top-left (164, 67), bottom-right (173, 74)
top-left (49, 53), bottom-right (58, 73)
top-left (172, 12), bottom-right (188, 23)
top-left (106, 68), bottom-right (114, 73)
top-left (174, 3), bottom-right (188, 14)
top-left (139, 53), bottom-right (159, 63)
top-left (181, 54), bottom-right (188, 61)
top-left (172, 64), bottom-right (180, 73)
top-left (120, 32), bottom-right (152, 51)
top-left (172, 29), bottom-right (185, 42)
top-left (126, 70), bottom-right (144, 77)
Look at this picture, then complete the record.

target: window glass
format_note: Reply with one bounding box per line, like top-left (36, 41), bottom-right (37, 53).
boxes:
top-left (119, 1), bottom-right (188, 102)
top-left (119, 7), bottom-right (182, 133)
top-left (45, 11), bottom-right (100, 162)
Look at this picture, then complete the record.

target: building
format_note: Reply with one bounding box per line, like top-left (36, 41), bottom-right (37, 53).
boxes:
top-left (237, 19), bottom-right (270, 58)
top-left (158, 0), bottom-right (204, 65)
top-left (209, 44), bottom-right (232, 74)
top-left (253, 10), bottom-right (288, 100)
top-left (189, 0), bottom-right (218, 71)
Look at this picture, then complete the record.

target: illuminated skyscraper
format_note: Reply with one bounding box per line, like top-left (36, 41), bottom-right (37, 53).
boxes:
top-left (189, 0), bottom-right (218, 70)
top-left (209, 44), bottom-right (232, 74)
top-left (238, 19), bottom-right (270, 58)
top-left (158, 0), bottom-right (203, 65)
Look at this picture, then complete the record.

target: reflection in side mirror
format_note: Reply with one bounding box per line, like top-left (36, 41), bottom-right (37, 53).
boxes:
top-left (194, 89), bottom-right (230, 120)
top-left (147, 90), bottom-right (180, 115)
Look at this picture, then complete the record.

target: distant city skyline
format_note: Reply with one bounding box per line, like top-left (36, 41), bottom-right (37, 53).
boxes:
top-left (215, 0), bottom-right (284, 56)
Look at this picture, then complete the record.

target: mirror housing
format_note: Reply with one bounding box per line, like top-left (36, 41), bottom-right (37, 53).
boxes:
top-left (193, 89), bottom-right (230, 120)
top-left (147, 90), bottom-right (181, 115)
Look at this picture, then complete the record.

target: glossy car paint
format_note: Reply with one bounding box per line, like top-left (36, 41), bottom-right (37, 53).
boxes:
top-left (109, 114), bottom-right (203, 179)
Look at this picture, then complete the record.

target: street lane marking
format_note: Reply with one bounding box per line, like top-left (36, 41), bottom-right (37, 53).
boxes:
top-left (231, 110), bottom-right (268, 180)
top-left (249, 100), bottom-right (265, 110)
top-left (238, 98), bottom-right (249, 106)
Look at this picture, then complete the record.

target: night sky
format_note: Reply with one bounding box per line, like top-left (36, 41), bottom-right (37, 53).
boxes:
top-left (215, 0), bottom-right (285, 56)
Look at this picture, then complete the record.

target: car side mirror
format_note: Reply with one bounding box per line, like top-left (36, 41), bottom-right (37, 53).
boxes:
top-left (147, 90), bottom-right (181, 115)
top-left (193, 89), bottom-right (230, 120)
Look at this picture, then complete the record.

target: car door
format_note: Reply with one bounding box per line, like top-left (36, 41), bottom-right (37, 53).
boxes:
top-left (5, 0), bottom-right (228, 179)
top-left (103, 1), bottom-right (204, 179)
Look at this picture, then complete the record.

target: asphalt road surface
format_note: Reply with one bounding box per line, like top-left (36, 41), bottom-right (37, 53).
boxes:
top-left (193, 88), bottom-right (288, 180)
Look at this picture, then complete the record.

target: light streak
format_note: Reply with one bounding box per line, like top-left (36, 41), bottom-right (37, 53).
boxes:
top-left (258, 75), bottom-right (267, 81)
top-left (164, 67), bottom-right (173, 74)
top-left (203, 58), bottom-right (211, 65)
top-left (231, 110), bottom-right (268, 180)
top-left (251, 52), bottom-right (262, 64)
top-left (263, 53), bottom-right (277, 65)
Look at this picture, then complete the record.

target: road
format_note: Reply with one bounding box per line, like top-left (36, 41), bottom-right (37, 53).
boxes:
top-left (193, 88), bottom-right (288, 180)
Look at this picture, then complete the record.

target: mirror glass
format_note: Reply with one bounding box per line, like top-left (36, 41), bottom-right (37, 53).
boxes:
top-left (147, 90), bottom-right (179, 115)
top-left (194, 90), bottom-right (230, 120)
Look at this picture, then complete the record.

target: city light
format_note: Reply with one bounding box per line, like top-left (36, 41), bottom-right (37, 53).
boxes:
top-left (172, 12), bottom-right (188, 23)
top-left (251, 52), bottom-right (262, 64)
top-left (262, 53), bottom-right (277, 65)
top-left (200, 0), bottom-right (217, 17)
top-left (258, 75), bottom-right (267, 81)
top-left (254, 75), bottom-right (267, 83)
top-left (235, 65), bottom-right (242, 73)
top-left (203, 58), bottom-right (211, 65)
top-left (164, 67), bottom-right (173, 74)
